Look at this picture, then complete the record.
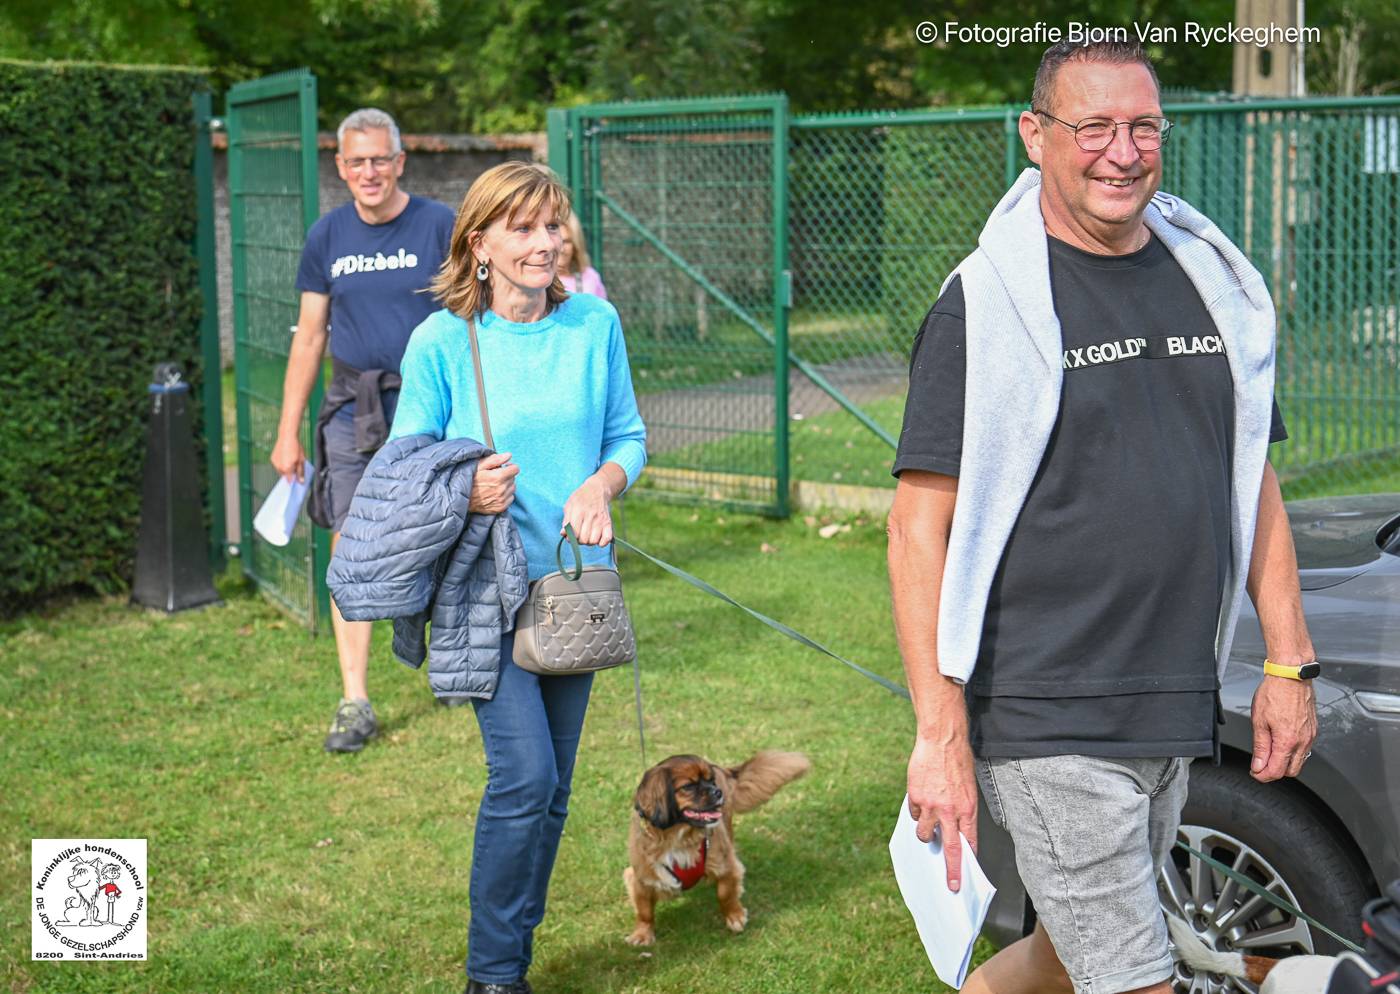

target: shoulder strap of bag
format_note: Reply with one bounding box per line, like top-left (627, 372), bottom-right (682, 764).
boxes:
top-left (466, 316), bottom-right (494, 450)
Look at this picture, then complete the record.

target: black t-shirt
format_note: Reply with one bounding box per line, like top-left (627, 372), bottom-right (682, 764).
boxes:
top-left (893, 235), bottom-right (1287, 758)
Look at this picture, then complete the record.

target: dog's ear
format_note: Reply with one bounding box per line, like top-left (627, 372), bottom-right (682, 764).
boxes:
top-left (635, 765), bottom-right (677, 829)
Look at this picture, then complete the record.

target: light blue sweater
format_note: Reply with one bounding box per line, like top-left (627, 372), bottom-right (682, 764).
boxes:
top-left (937, 168), bottom-right (1277, 686)
top-left (390, 293), bottom-right (647, 581)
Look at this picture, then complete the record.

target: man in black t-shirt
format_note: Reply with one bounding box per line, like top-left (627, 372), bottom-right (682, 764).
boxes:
top-left (888, 42), bottom-right (1319, 994)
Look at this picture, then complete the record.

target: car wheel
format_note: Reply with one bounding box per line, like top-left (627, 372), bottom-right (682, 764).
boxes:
top-left (1158, 762), bottom-right (1372, 994)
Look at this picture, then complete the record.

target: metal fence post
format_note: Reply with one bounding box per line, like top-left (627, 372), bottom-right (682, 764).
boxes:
top-left (587, 121), bottom-right (604, 277)
top-left (546, 107), bottom-right (570, 187)
top-left (227, 103), bottom-right (255, 565)
top-left (773, 95), bottom-right (791, 517)
top-left (192, 90), bottom-right (226, 573)
top-left (569, 109), bottom-right (588, 257)
top-left (1004, 106), bottom-right (1020, 189)
top-left (296, 73), bottom-right (331, 632)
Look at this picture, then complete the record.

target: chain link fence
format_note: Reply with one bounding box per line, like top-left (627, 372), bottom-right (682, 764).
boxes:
top-left (554, 95), bottom-right (1400, 510)
top-left (562, 97), bottom-right (791, 514)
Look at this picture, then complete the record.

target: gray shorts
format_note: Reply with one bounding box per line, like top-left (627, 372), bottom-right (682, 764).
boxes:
top-left (976, 755), bottom-right (1189, 994)
top-left (322, 414), bottom-right (373, 534)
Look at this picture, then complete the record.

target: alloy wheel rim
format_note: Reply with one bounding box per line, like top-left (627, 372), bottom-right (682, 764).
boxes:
top-left (1158, 823), bottom-right (1316, 994)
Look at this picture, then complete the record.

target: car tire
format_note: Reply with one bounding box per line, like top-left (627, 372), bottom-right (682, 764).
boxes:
top-left (1160, 762), bottom-right (1372, 991)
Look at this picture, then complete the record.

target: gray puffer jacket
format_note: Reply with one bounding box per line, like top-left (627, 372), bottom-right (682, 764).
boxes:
top-left (325, 434), bottom-right (530, 700)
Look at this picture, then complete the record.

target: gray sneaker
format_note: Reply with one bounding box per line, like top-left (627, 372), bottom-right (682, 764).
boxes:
top-left (324, 698), bottom-right (377, 753)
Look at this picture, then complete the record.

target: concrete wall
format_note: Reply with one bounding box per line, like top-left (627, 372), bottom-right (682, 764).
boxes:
top-left (1231, 0), bottom-right (1305, 96)
top-left (213, 133), bottom-right (544, 364)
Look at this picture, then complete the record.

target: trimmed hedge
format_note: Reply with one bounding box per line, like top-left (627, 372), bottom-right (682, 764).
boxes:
top-left (0, 59), bottom-right (209, 613)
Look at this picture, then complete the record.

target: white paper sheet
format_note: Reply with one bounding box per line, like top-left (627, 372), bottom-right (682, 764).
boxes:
top-left (252, 461), bottom-right (313, 547)
top-left (889, 794), bottom-right (997, 989)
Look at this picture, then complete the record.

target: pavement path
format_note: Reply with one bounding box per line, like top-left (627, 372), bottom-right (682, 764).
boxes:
top-left (638, 352), bottom-right (906, 452)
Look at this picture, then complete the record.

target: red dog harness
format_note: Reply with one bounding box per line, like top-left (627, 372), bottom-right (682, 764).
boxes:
top-left (666, 839), bottom-right (707, 890)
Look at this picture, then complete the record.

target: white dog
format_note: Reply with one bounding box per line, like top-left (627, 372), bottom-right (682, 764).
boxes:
top-left (1166, 911), bottom-right (1339, 993)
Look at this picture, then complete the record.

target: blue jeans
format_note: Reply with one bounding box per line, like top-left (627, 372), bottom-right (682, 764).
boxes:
top-left (466, 633), bottom-right (594, 984)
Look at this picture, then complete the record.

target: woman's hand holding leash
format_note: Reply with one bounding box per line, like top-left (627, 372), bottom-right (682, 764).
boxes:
top-left (562, 462), bottom-right (628, 546)
top-left (470, 452), bottom-right (519, 514)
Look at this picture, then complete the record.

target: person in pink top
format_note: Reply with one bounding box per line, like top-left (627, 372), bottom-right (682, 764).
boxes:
top-left (557, 213), bottom-right (608, 299)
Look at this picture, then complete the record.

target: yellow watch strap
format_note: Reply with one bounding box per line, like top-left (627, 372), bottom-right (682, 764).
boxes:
top-left (1264, 659), bottom-right (1305, 680)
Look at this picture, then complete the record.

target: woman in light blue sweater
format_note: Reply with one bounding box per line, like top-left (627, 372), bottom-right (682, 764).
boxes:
top-left (391, 162), bottom-right (645, 994)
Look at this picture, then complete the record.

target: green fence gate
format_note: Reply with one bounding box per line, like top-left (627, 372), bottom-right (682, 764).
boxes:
top-left (554, 94), bottom-right (1400, 508)
top-left (550, 96), bottom-right (797, 515)
top-left (227, 69), bottom-right (330, 630)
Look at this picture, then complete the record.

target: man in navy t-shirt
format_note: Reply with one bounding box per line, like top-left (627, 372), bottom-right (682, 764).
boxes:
top-left (270, 108), bottom-right (455, 754)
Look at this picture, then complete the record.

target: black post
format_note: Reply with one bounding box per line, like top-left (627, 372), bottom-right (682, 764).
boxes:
top-left (132, 363), bottom-right (222, 612)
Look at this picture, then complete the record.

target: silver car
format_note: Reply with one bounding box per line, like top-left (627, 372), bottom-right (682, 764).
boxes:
top-left (977, 493), bottom-right (1400, 992)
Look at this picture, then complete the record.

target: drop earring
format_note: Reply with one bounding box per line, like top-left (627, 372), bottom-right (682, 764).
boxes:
top-left (476, 259), bottom-right (490, 281)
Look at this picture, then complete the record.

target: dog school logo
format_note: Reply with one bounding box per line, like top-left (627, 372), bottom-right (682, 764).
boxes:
top-left (32, 839), bottom-right (147, 961)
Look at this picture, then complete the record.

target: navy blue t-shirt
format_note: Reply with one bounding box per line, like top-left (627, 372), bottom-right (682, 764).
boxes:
top-left (296, 194), bottom-right (455, 379)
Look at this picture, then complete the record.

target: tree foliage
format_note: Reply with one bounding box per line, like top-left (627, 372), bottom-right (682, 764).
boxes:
top-left (0, 1), bottom-right (1395, 128)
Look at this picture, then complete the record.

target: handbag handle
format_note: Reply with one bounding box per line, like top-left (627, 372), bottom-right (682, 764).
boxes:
top-left (556, 525), bottom-right (584, 581)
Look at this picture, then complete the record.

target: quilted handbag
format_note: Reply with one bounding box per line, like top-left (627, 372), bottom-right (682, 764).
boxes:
top-left (511, 526), bottom-right (637, 675)
top-left (464, 318), bottom-right (636, 676)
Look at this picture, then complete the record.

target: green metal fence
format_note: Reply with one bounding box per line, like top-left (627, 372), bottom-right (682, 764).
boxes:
top-left (228, 69), bottom-right (330, 630)
top-left (552, 96), bottom-right (794, 515)
top-left (552, 94), bottom-right (1400, 508)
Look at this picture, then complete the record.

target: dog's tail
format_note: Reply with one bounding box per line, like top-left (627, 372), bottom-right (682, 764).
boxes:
top-left (1166, 911), bottom-right (1275, 984)
top-left (727, 751), bottom-right (811, 814)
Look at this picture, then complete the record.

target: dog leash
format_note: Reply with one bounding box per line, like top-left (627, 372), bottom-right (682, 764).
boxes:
top-left (616, 498), bottom-right (646, 772)
top-left (614, 536), bottom-right (911, 701)
top-left (1172, 839), bottom-right (1364, 953)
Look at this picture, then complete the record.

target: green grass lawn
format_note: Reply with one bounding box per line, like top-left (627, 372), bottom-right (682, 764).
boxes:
top-left (1285, 457), bottom-right (1400, 500)
top-left (1, 500), bottom-right (984, 994)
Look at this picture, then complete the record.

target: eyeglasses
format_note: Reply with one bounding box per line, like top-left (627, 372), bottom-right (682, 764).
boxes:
top-left (341, 154), bottom-right (399, 172)
top-left (1033, 111), bottom-right (1173, 152)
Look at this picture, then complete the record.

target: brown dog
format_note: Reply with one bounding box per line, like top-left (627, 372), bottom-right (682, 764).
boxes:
top-left (623, 750), bottom-right (810, 946)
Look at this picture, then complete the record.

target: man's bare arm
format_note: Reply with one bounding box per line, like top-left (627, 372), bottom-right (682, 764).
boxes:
top-left (1244, 460), bottom-right (1318, 781)
top-left (270, 291), bottom-right (331, 482)
top-left (888, 469), bottom-right (977, 890)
